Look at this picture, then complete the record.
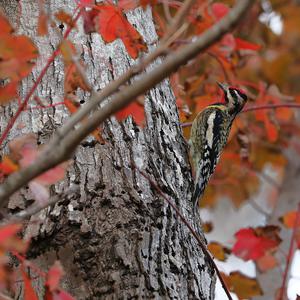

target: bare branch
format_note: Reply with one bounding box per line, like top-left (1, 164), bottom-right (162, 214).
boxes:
top-left (0, 0), bottom-right (254, 205)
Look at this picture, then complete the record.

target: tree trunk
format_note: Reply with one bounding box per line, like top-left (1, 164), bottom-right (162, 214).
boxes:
top-left (1, 1), bottom-right (216, 299)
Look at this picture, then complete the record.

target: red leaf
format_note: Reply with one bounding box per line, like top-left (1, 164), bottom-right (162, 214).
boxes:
top-left (38, 11), bottom-right (48, 36)
top-left (280, 211), bottom-right (298, 229)
top-left (64, 97), bottom-right (79, 114)
top-left (232, 227), bottom-right (281, 261)
top-left (44, 289), bottom-right (53, 300)
top-left (0, 156), bottom-right (19, 175)
top-left (220, 33), bottom-right (236, 52)
top-left (45, 288), bottom-right (75, 300)
top-left (0, 81), bottom-right (18, 104)
top-left (46, 261), bottom-right (64, 292)
top-left (55, 11), bottom-right (73, 27)
top-left (8, 134), bottom-right (68, 187)
top-left (93, 4), bottom-right (147, 58)
top-left (115, 101), bottom-right (145, 126)
top-left (22, 268), bottom-right (39, 300)
top-left (211, 3), bottom-right (229, 21)
top-left (0, 35), bottom-right (38, 81)
top-left (8, 133), bottom-right (37, 161)
top-left (265, 118), bottom-right (278, 142)
top-left (0, 224), bottom-right (22, 244)
top-left (0, 12), bottom-right (13, 36)
top-left (235, 37), bottom-right (261, 51)
top-left (36, 162), bottom-right (69, 186)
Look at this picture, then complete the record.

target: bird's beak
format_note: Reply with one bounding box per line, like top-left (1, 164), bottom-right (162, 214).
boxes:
top-left (217, 82), bottom-right (228, 92)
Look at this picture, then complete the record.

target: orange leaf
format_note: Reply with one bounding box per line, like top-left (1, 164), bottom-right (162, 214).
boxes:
top-left (37, 11), bottom-right (48, 36)
top-left (55, 11), bottom-right (73, 27)
top-left (265, 118), bottom-right (278, 142)
top-left (202, 221), bottom-right (213, 233)
top-left (115, 101), bottom-right (145, 126)
top-left (194, 95), bottom-right (218, 113)
top-left (0, 35), bottom-right (38, 81)
top-left (64, 63), bottom-right (91, 93)
top-left (64, 98), bottom-right (79, 114)
top-left (59, 40), bottom-right (76, 63)
top-left (256, 252), bottom-right (278, 272)
top-left (22, 268), bottom-right (39, 300)
top-left (0, 156), bottom-right (19, 175)
top-left (0, 82), bottom-right (18, 104)
top-left (280, 211), bottom-right (297, 229)
top-left (92, 128), bottom-right (106, 144)
top-left (93, 4), bottom-right (147, 58)
top-left (275, 107), bottom-right (293, 122)
top-left (0, 224), bottom-right (22, 244)
top-left (0, 224), bottom-right (27, 253)
top-left (222, 271), bottom-right (263, 299)
top-left (207, 242), bottom-right (230, 261)
top-left (0, 12), bottom-right (13, 36)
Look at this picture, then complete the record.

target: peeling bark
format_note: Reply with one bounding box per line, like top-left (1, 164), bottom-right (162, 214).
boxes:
top-left (1, 1), bottom-right (216, 299)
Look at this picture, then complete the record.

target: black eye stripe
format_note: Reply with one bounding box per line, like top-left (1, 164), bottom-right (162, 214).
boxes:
top-left (229, 88), bottom-right (247, 101)
top-left (229, 89), bottom-right (237, 98)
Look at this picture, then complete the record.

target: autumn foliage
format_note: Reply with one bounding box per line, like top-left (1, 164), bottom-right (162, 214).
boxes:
top-left (1, 0), bottom-right (300, 299)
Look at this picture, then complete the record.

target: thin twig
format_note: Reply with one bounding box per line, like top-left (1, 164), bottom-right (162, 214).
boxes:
top-left (242, 103), bottom-right (300, 113)
top-left (181, 102), bottom-right (300, 128)
top-left (278, 202), bottom-right (300, 300)
top-left (134, 166), bottom-right (233, 300)
top-left (207, 51), bottom-right (231, 82)
top-left (248, 198), bottom-right (270, 217)
top-left (163, 0), bottom-right (173, 24)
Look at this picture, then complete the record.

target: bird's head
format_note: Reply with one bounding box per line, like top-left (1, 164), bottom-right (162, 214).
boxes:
top-left (217, 82), bottom-right (247, 115)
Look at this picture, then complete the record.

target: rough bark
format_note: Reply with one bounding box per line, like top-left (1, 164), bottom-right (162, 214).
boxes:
top-left (0, 1), bottom-right (216, 299)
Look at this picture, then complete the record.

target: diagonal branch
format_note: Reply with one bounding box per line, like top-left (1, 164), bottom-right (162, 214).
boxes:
top-left (0, 0), bottom-right (254, 205)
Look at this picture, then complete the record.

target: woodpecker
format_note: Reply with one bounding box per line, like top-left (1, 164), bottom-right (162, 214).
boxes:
top-left (190, 82), bottom-right (247, 211)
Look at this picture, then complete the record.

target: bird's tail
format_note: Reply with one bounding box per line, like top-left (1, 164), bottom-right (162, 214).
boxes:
top-left (191, 180), bottom-right (205, 212)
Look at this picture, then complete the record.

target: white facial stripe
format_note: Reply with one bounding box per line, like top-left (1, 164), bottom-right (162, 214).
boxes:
top-left (206, 112), bottom-right (216, 148)
top-left (227, 90), bottom-right (232, 101)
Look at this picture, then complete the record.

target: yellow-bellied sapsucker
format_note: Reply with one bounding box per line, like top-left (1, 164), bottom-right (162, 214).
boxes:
top-left (190, 82), bottom-right (247, 211)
